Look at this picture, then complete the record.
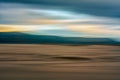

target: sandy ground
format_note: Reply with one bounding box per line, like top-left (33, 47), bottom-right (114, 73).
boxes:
top-left (0, 44), bottom-right (120, 80)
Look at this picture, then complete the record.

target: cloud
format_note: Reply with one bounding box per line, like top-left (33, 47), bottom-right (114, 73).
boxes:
top-left (0, 3), bottom-right (119, 26)
top-left (0, 0), bottom-right (120, 18)
top-left (68, 24), bottom-right (120, 37)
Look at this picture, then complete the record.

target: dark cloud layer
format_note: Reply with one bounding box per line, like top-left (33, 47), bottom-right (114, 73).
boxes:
top-left (0, 0), bottom-right (120, 18)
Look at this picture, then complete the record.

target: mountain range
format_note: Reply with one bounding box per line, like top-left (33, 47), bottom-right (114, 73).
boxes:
top-left (0, 32), bottom-right (119, 45)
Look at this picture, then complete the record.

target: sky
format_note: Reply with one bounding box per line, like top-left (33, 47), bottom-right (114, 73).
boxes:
top-left (0, 0), bottom-right (120, 41)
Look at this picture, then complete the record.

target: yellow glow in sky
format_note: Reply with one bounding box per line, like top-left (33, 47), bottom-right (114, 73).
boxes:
top-left (1, 24), bottom-right (120, 37)
top-left (68, 24), bottom-right (120, 35)
top-left (0, 25), bottom-right (40, 32)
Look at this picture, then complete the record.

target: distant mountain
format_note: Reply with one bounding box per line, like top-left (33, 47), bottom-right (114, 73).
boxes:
top-left (0, 32), bottom-right (119, 45)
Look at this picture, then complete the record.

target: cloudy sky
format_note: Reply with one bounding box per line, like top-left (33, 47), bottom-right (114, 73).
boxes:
top-left (0, 0), bottom-right (120, 40)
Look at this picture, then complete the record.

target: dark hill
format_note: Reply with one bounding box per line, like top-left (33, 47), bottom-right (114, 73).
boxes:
top-left (0, 32), bottom-right (119, 45)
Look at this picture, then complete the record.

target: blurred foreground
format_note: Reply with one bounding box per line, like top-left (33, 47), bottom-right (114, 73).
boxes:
top-left (0, 44), bottom-right (120, 80)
